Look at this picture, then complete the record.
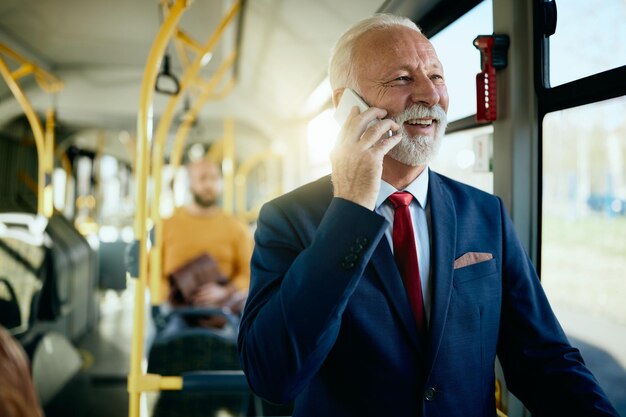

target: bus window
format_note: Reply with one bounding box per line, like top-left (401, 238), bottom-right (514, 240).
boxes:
top-left (541, 95), bottom-right (626, 413)
top-left (430, 125), bottom-right (493, 194)
top-left (548, 0), bottom-right (626, 87)
top-left (430, 0), bottom-right (492, 122)
top-left (428, 0), bottom-right (493, 193)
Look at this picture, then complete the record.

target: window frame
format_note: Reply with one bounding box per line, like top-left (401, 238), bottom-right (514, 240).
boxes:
top-left (533, 0), bottom-right (626, 272)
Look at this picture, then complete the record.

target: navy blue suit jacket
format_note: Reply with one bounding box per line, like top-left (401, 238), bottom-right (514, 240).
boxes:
top-left (238, 172), bottom-right (618, 417)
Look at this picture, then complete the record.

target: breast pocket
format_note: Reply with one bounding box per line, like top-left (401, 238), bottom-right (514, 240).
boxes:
top-left (452, 257), bottom-right (498, 287)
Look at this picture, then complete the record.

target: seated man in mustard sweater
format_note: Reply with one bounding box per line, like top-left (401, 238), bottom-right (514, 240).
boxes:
top-left (159, 159), bottom-right (252, 328)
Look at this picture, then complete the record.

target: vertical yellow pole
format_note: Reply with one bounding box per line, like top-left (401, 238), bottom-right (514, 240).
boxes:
top-left (169, 51), bottom-right (237, 167)
top-left (43, 109), bottom-right (55, 218)
top-left (149, 215), bottom-right (163, 304)
top-left (129, 1), bottom-right (188, 416)
top-left (222, 118), bottom-right (235, 214)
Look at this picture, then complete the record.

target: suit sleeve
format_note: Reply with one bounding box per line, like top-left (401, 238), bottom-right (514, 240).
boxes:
top-left (496, 197), bottom-right (619, 416)
top-left (238, 197), bottom-right (387, 403)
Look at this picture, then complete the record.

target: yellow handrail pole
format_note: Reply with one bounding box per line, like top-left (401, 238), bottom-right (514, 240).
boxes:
top-left (168, 51), bottom-right (237, 167)
top-left (172, 35), bottom-right (192, 72)
top-left (129, 0), bottom-right (188, 416)
top-left (151, 0), bottom-right (241, 184)
top-left (205, 139), bottom-right (225, 166)
top-left (151, 0), bottom-right (241, 175)
top-left (235, 151), bottom-right (283, 221)
top-left (222, 118), bottom-right (235, 214)
top-left (149, 1), bottom-right (240, 303)
top-left (175, 29), bottom-right (204, 54)
top-left (11, 63), bottom-right (35, 81)
top-left (43, 109), bottom-right (55, 218)
top-left (168, 132), bottom-right (198, 173)
top-left (151, 0), bottom-right (241, 174)
top-left (207, 76), bottom-right (236, 100)
top-left (0, 56), bottom-right (46, 216)
top-left (159, 2), bottom-right (192, 72)
top-left (0, 44), bottom-right (63, 94)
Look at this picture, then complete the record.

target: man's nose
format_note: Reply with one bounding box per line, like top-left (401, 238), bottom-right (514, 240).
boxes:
top-left (410, 73), bottom-right (440, 108)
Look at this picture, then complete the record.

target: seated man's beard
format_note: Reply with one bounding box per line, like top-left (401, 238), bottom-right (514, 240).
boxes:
top-left (193, 193), bottom-right (217, 208)
top-left (388, 104), bottom-right (448, 167)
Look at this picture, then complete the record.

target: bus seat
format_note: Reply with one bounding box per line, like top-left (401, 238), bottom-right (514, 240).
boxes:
top-left (0, 236), bottom-right (46, 333)
top-left (0, 277), bottom-right (21, 329)
top-left (36, 247), bottom-right (62, 321)
top-left (46, 214), bottom-right (98, 340)
top-left (148, 307), bottom-right (250, 417)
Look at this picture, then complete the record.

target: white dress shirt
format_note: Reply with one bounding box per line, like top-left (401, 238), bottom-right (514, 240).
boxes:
top-left (375, 168), bottom-right (432, 325)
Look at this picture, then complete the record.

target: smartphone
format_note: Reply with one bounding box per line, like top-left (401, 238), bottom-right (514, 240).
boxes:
top-left (333, 88), bottom-right (370, 126)
top-left (333, 88), bottom-right (393, 138)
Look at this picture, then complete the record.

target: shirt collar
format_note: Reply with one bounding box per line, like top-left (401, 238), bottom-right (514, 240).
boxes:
top-left (375, 167), bottom-right (429, 210)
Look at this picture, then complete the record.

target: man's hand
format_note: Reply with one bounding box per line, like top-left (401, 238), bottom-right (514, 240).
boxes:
top-left (330, 106), bottom-right (401, 210)
top-left (191, 282), bottom-right (233, 307)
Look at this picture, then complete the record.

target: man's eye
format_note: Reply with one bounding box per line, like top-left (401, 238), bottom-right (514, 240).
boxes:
top-left (431, 74), bottom-right (444, 81)
top-left (395, 76), bottom-right (411, 82)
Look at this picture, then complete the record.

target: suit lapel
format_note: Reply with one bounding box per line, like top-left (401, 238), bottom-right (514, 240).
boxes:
top-left (425, 172), bottom-right (457, 376)
top-left (314, 176), bottom-right (421, 352)
top-left (371, 238), bottom-right (423, 355)
top-left (314, 173), bottom-right (453, 359)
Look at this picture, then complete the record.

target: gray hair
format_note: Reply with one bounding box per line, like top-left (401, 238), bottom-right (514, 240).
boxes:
top-left (328, 14), bottom-right (422, 93)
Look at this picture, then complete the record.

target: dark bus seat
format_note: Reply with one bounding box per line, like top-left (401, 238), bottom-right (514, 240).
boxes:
top-left (148, 307), bottom-right (250, 417)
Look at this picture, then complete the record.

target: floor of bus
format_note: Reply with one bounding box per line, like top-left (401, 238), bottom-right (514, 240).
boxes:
top-left (44, 288), bottom-right (137, 417)
top-left (41, 285), bottom-right (626, 417)
top-left (42, 285), bottom-right (290, 417)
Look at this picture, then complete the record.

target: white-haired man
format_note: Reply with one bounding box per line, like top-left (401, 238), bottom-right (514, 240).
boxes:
top-left (238, 14), bottom-right (618, 417)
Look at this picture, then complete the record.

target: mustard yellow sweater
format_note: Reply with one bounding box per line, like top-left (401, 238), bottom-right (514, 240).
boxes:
top-left (159, 207), bottom-right (253, 303)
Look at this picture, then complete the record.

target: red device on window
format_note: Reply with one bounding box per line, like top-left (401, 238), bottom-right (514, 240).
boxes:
top-left (474, 34), bottom-right (509, 123)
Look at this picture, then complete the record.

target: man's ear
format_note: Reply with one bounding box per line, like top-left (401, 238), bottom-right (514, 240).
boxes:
top-left (332, 88), bottom-right (345, 108)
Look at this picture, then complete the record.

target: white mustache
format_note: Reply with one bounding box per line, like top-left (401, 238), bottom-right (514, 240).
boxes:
top-left (393, 104), bottom-right (447, 127)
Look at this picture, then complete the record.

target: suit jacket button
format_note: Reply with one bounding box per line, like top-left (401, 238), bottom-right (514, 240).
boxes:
top-left (350, 243), bottom-right (364, 253)
top-left (344, 253), bottom-right (358, 262)
top-left (341, 261), bottom-right (355, 269)
top-left (424, 387), bottom-right (436, 401)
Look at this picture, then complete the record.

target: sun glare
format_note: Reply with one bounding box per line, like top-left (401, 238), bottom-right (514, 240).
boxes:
top-left (307, 109), bottom-right (340, 166)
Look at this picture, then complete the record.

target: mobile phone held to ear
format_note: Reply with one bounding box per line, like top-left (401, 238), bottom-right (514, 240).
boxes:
top-left (334, 88), bottom-right (393, 138)
top-left (334, 88), bottom-right (369, 126)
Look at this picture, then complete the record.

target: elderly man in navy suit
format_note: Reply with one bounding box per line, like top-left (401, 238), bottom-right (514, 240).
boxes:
top-left (238, 13), bottom-right (618, 417)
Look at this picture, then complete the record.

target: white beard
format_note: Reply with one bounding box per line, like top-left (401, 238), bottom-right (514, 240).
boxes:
top-left (387, 104), bottom-right (448, 167)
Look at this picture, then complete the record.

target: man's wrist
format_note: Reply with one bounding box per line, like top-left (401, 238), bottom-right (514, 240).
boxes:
top-left (332, 193), bottom-right (376, 211)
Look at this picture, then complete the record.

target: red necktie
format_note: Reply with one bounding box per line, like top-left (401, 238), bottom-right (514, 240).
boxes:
top-left (388, 192), bottom-right (425, 336)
